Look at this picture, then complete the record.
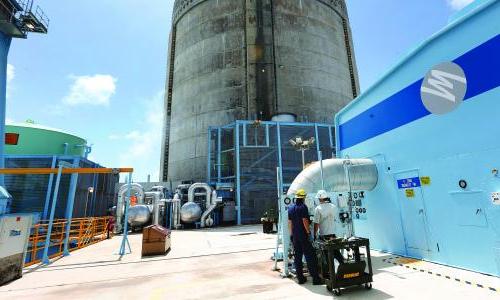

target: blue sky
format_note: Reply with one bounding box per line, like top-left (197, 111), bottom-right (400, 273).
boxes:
top-left (5, 0), bottom-right (474, 182)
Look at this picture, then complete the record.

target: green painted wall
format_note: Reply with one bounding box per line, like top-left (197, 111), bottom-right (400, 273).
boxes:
top-left (5, 123), bottom-right (87, 156)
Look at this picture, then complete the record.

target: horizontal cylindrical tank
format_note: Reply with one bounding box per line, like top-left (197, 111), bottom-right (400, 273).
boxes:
top-left (271, 113), bottom-right (296, 123)
top-left (288, 159), bottom-right (378, 196)
top-left (127, 205), bottom-right (151, 228)
top-left (161, 0), bottom-right (359, 184)
top-left (180, 202), bottom-right (202, 223)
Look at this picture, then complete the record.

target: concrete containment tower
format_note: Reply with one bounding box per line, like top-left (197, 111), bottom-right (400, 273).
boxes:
top-left (161, 0), bottom-right (359, 183)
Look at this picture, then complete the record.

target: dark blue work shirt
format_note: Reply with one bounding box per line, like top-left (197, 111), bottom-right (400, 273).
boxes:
top-left (288, 203), bottom-right (310, 241)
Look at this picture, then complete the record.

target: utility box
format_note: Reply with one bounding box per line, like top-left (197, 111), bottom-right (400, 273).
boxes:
top-left (142, 225), bottom-right (170, 257)
top-left (222, 201), bottom-right (236, 222)
top-left (0, 214), bottom-right (33, 285)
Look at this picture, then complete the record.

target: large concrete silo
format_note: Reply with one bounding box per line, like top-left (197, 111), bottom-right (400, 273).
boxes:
top-left (161, 0), bottom-right (359, 184)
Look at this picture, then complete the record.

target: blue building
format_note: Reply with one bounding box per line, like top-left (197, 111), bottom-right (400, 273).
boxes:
top-left (335, 0), bottom-right (500, 275)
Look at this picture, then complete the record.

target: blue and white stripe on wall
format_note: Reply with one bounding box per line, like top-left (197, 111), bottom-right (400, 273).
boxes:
top-left (338, 34), bottom-right (500, 150)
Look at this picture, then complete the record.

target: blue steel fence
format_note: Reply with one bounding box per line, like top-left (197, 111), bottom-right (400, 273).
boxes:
top-left (208, 121), bottom-right (335, 224)
top-left (5, 155), bottom-right (118, 219)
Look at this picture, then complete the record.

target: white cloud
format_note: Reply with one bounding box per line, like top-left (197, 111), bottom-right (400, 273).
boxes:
top-left (107, 134), bottom-right (121, 140)
top-left (447, 0), bottom-right (474, 10)
top-left (110, 91), bottom-right (164, 182)
top-left (7, 64), bottom-right (14, 83)
top-left (63, 74), bottom-right (117, 106)
top-left (7, 64), bottom-right (14, 97)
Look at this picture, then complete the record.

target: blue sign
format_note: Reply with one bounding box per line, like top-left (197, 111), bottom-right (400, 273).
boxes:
top-left (397, 177), bottom-right (421, 189)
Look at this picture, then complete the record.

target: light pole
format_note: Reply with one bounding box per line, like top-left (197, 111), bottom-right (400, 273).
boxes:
top-left (84, 186), bottom-right (94, 217)
top-left (289, 136), bottom-right (316, 169)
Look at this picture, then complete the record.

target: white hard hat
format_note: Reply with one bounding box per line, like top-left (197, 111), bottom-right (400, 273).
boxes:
top-left (316, 190), bottom-right (328, 200)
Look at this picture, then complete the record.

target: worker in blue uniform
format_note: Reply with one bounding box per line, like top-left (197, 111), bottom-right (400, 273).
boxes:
top-left (288, 189), bottom-right (321, 285)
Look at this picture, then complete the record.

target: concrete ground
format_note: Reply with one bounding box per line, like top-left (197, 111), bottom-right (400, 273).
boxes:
top-left (0, 225), bottom-right (499, 299)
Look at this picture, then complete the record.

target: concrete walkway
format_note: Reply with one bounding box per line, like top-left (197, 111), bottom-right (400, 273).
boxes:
top-left (0, 225), bottom-right (498, 299)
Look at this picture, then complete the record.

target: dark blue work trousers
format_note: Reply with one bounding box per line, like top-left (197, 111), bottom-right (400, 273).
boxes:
top-left (293, 238), bottom-right (319, 280)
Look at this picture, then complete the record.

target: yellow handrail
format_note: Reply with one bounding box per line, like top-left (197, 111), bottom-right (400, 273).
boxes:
top-left (0, 167), bottom-right (133, 175)
top-left (25, 216), bottom-right (112, 267)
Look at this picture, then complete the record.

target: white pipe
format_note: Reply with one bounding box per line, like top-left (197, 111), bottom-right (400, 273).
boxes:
top-left (287, 158), bottom-right (378, 196)
top-left (172, 193), bottom-right (181, 229)
top-left (151, 186), bottom-right (166, 198)
top-left (146, 191), bottom-right (162, 226)
top-left (116, 183), bottom-right (144, 232)
top-left (188, 183), bottom-right (212, 204)
top-left (201, 190), bottom-right (221, 228)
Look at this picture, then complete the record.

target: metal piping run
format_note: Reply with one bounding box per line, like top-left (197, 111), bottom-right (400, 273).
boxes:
top-left (116, 183), bottom-right (144, 232)
top-left (201, 190), bottom-right (222, 228)
top-left (145, 191), bottom-right (162, 226)
top-left (187, 182), bottom-right (212, 204)
top-left (287, 158), bottom-right (378, 196)
top-left (172, 193), bottom-right (181, 229)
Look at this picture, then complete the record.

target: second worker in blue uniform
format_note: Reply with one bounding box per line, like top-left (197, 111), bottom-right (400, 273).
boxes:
top-left (288, 189), bottom-right (322, 285)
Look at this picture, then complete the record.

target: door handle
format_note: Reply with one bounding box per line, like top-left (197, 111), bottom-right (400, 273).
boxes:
top-left (419, 209), bottom-right (424, 215)
top-left (476, 208), bottom-right (482, 215)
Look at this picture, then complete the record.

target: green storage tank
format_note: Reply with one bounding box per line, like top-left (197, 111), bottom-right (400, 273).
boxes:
top-left (5, 122), bottom-right (88, 156)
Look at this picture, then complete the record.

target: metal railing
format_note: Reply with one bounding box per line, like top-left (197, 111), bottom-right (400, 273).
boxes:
top-left (14, 0), bottom-right (50, 31)
top-left (33, 5), bottom-right (49, 29)
top-left (25, 216), bottom-right (112, 267)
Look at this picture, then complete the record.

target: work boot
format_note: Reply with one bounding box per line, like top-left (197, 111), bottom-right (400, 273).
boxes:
top-left (297, 277), bottom-right (307, 284)
top-left (313, 277), bottom-right (323, 285)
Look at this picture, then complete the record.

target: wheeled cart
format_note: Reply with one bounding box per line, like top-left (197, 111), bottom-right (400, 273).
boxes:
top-left (315, 237), bottom-right (373, 296)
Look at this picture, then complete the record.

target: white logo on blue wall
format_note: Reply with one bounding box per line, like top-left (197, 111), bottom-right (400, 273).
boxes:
top-left (420, 62), bottom-right (467, 114)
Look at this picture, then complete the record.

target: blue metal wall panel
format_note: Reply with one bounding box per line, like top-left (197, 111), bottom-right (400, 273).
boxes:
top-left (0, 32), bottom-right (12, 186)
top-left (336, 0), bottom-right (500, 276)
top-left (5, 155), bottom-right (118, 219)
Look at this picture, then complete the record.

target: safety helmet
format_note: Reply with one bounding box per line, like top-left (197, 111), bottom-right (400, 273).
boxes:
top-left (295, 189), bottom-right (307, 199)
top-left (316, 190), bottom-right (328, 200)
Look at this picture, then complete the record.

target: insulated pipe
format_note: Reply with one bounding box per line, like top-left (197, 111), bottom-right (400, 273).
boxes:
top-left (172, 193), bottom-right (181, 229)
top-left (201, 190), bottom-right (220, 228)
top-left (187, 183), bottom-right (212, 204)
top-left (116, 183), bottom-right (144, 232)
top-left (151, 186), bottom-right (166, 198)
top-left (146, 191), bottom-right (162, 225)
top-left (287, 158), bottom-right (378, 196)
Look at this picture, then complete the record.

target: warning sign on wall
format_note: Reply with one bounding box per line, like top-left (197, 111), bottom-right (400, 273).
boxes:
top-left (405, 189), bottom-right (415, 198)
top-left (420, 176), bottom-right (431, 186)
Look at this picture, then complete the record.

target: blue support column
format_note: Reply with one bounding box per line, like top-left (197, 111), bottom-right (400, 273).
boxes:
top-left (42, 164), bottom-right (64, 264)
top-left (207, 127), bottom-right (211, 183)
top-left (42, 156), bottom-right (57, 220)
top-left (276, 123), bottom-right (284, 195)
top-left (63, 158), bottom-right (79, 256)
top-left (314, 124), bottom-right (321, 157)
top-left (217, 127), bottom-right (221, 183)
top-left (235, 122), bottom-right (241, 225)
top-left (315, 124), bottom-right (325, 189)
top-left (119, 174), bottom-right (132, 255)
top-left (328, 126), bottom-right (334, 158)
top-left (0, 33), bottom-right (12, 187)
top-left (89, 164), bottom-right (98, 216)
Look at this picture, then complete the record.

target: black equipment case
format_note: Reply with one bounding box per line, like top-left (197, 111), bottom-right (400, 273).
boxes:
top-left (315, 237), bottom-right (373, 296)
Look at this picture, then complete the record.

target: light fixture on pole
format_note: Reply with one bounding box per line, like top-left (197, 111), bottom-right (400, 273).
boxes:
top-left (289, 136), bottom-right (316, 169)
top-left (84, 186), bottom-right (94, 217)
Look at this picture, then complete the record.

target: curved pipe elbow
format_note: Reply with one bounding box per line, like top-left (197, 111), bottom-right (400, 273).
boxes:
top-left (287, 158), bottom-right (378, 196)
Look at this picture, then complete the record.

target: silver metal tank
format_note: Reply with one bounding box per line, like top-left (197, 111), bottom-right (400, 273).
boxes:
top-left (127, 205), bottom-right (151, 228)
top-left (160, 0), bottom-right (359, 184)
top-left (180, 202), bottom-right (202, 224)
